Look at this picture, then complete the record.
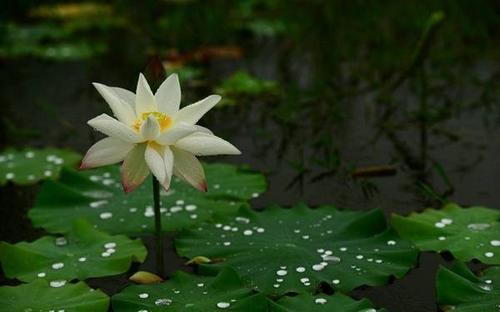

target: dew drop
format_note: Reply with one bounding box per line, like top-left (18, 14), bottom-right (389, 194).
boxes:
top-left (99, 212), bottom-right (112, 219)
top-left (485, 252), bottom-right (494, 258)
top-left (51, 262), bottom-right (64, 270)
top-left (89, 175), bottom-right (100, 182)
top-left (37, 272), bottom-right (46, 278)
top-left (387, 240), bottom-right (396, 245)
top-left (323, 255), bottom-right (341, 262)
top-left (155, 298), bottom-right (172, 306)
top-left (480, 284), bottom-right (492, 291)
top-left (138, 293), bottom-right (149, 299)
top-left (104, 242), bottom-right (116, 249)
top-left (216, 302), bottom-right (230, 309)
top-left (434, 222), bottom-right (445, 228)
top-left (89, 200), bottom-right (108, 208)
top-left (315, 298), bottom-right (327, 305)
top-left (467, 223), bottom-right (491, 231)
top-left (185, 205), bottom-right (197, 211)
top-left (332, 279), bottom-right (340, 285)
top-left (55, 237), bottom-right (67, 246)
top-left (276, 270), bottom-right (287, 276)
top-left (50, 280), bottom-right (66, 288)
top-left (170, 206), bottom-right (182, 213)
top-left (243, 230), bottom-right (253, 236)
top-left (296, 267), bottom-right (306, 273)
top-left (441, 218), bottom-right (453, 225)
top-left (490, 240), bottom-right (500, 247)
top-left (312, 264), bottom-right (325, 271)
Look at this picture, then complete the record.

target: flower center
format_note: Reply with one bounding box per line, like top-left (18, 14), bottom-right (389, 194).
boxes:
top-left (133, 112), bottom-right (172, 132)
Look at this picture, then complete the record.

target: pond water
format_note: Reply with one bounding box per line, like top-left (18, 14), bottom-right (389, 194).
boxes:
top-left (1, 13), bottom-right (500, 312)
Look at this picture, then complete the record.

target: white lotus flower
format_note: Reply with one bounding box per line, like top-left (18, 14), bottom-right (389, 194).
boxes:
top-left (81, 73), bottom-right (240, 193)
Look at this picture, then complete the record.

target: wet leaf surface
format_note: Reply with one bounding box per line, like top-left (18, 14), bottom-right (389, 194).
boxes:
top-left (176, 204), bottom-right (418, 294)
top-left (392, 203), bottom-right (500, 264)
top-left (0, 219), bottom-right (146, 282)
top-left (0, 148), bottom-right (81, 185)
top-left (437, 262), bottom-right (500, 312)
top-left (0, 280), bottom-right (109, 311)
top-left (270, 292), bottom-right (385, 312)
top-left (28, 163), bottom-right (266, 235)
top-left (112, 267), bottom-right (268, 311)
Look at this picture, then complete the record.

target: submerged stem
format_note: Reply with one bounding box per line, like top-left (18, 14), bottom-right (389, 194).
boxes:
top-left (152, 176), bottom-right (165, 278)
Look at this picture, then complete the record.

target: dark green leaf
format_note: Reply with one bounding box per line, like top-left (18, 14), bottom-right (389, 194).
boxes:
top-left (0, 219), bottom-right (146, 282)
top-left (270, 293), bottom-right (385, 312)
top-left (0, 148), bottom-right (81, 185)
top-left (436, 262), bottom-right (500, 311)
top-left (29, 163), bottom-right (266, 235)
top-left (176, 204), bottom-right (417, 294)
top-left (0, 280), bottom-right (109, 312)
top-left (112, 267), bottom-right (268, 311)
top-left (392, 203), bottom-right (500, 264)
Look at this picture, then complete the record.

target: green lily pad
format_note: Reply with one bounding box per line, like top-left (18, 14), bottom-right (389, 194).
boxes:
top-left (0, 280), bottom-right (109, 312)
top-left (112, 267), bottom-right (268, 311)
top-left (392, 203), bottom-right (500, 264)
top-left (437, 262), bottom-right (500, 312)
top-left (0, 219), bottom-right (146, 282)
top-left (270, 293), bottom-right (385, 312)
top-left (176, 204), bottom-right (417, 294)
top-left (0, 147), bottom-right (81, 185)
top-left (28, 163), bottom-right (266, 235)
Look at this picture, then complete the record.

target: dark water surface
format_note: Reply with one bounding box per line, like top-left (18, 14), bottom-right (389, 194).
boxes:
top-left (1, 47), bottom-right (499, 312)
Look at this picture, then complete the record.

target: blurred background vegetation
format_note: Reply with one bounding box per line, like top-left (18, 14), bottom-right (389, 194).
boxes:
top-left (1, 0), bottom-right (500, 210)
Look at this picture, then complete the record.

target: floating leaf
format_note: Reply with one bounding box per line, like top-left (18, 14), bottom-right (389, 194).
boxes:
top-left (176, 204), bottom-right (417, 294)
top-left (270, 292), bottom-right (385, 312)
top-left (437, 262), bottom-right (500, 311)
top-left (0, 147), bottom-right (81, 185)
top-left (112, 267), bottom-right (268, 311)
top-left (29, 163), bottom-right (266, 235)
top-left (392, 203), bottom-right (500, 264)
top-left (0, 219), bottom-right (146, 282)
top-left (0, 280), bottom-right (109, 311)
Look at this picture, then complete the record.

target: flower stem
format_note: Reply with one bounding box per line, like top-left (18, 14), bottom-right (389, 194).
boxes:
top-left (152, 176), bottom-right (165, 278)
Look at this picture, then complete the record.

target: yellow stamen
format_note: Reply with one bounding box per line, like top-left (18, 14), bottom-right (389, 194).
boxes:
top-left (133, 112), bottom-right (172, 132)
